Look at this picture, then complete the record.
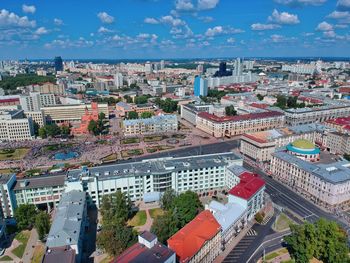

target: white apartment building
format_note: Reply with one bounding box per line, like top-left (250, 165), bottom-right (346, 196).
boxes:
top-left (123, 114), bottom-right (178, 136)
top-left (0, 174), bottom-right (17, 218)
top-left (285, 105), bottom-right (350, 125)
top-left (271, 150), bottom-right (350, 208)
top-left (0, 109), bottom-right (34, 141)
top-left (24, 110), bottom-right (46, 127)
top-left (65, 152), bottom-right (243, 208)
top-left (282, 64), bottom-right (316, 74)
top-left (196, 111), bottom-right (285, 138)
top-left (20, 92), bottom-right (56, 112)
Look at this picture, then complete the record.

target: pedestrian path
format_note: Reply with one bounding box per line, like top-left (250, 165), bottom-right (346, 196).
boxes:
top-left (136, 209), bottom-right (153, 232)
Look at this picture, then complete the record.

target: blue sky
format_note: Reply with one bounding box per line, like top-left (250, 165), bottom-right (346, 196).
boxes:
top-left (0, 0), bottom-right (350, 59)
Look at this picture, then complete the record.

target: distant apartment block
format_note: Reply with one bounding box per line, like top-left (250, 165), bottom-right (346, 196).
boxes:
top-left (196, 111), bottom-right (285, 138)
top-left (0, 109), bottom-right (34, 141)
top-left (122, 114), bottom-right (178, 136)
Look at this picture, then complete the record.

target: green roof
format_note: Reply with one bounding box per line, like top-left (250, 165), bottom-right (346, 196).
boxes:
top-left (292, 139), bottom-right (315, 150)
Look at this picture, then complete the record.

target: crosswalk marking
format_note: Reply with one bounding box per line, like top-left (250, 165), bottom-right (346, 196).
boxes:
top-left (246, 229), bottom-right (257, 236)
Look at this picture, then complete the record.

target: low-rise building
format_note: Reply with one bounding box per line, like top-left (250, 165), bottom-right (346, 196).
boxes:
top-left (196, 111), bottom-right (285, 138)
top-left (114, 231), bottom-right (176, 263)
top-left (46, 190), bottom-right (87, 263)
top-left (228, 172), bottom-right (265, 220)
top-left (123, 114), bottom-right (178, 136)
top-left (167, 210), bottom-right (221, 263)
top-left (0, 174), bottom-right (17, 218)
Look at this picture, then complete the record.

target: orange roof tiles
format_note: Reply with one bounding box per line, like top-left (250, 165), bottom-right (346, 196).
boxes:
top-left (167, 210), bottom-right (221, 263)
top-left (229, 172), bottom-right (265, 200)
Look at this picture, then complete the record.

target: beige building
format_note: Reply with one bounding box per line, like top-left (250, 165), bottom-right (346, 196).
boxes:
top-left (285, 104), bottom-right (350, 126)
top-left (240, 124), bottom-right (325, 162)
top-left (42, 103), bottom-right (108, 123)
top-left (33, 82), bottom-right (65, 95)
top-left (123, 114), bottom-right (177, 136)
top-left (196, 111), bottom-right (285, 138)
top-left (0, 109), bottom-right (34, 141)
top-left (271, 149), bottom-right (350, 208)
top-left (25, 110), bottom-right (46, 127)
top-left (324, 132), bottom-right (350, 155)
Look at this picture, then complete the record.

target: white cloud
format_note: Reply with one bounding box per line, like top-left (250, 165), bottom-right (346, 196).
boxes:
top-left (269, 34), bottom-right (296, 43)
top-left (112, 34), bottom-right (122, 41)
top-left (98, 26), bottom-right (113, 33)
top-left (45, 38), bottom-right (94, 49)
top-left (35, 27), bottom-right (48, 35)
top-left (22, 4), bottom-right (36, 14)
top-left (198, 16), bottom-right (214, 23)
top-left (97, 12), bottom-right (114, 24)
top-left (337, 0), bottom-right (350, 11)
top-left (144, 17), bottom-right (159, 24)
top-left (316, 21), bottom-right (333, 31)
top-left (175, 0), bottom-right (195, 11)
top-left (160, 15), bottom-right (185, 26)
top-left (197, 0), bottom-right (220, 10)
top-left (54, 18), bottom-right (63, 26)
top-left (268, 9), bottom-right (300, 25)
top-left (274, 0), bottom-right (326, 6)
top-left (251, 23), bottom-right (281, 30)
top-left (205, 25), bottom-right (243, 37)
top-left (227, 37), bottom-right (235, 43)
top-left (327, 11), bottom-right (349, 19)
top-left (0, 9), bottom-right (36, 28)
top-left (335, 24), bottom-right (348, 28)
top-left (323, 30), bottom-right (336, 38)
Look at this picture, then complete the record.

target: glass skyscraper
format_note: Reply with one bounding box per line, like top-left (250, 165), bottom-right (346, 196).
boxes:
top-left (54, 56), bottom-right (63, 72)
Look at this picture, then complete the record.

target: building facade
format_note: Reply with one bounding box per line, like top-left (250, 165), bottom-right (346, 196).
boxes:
top-left (196, 111), bottom-right (285, 138)
top-left (123, 114), bottom-right (178, 136)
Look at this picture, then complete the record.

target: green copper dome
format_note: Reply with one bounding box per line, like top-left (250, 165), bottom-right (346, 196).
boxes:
top-left (291, 139), bottom-right (315, 150)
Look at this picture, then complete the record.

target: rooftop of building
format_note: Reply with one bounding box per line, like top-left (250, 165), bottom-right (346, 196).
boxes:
top-left (229, 172), bottom-right (265, 200)
top-left (42, 246), bottom-right (76, 263)
top-left (291, 139), bottom-right (315, 150)
top-left (197, 110), bottom-right (284, 123)
top-left (167, 210), bottom-right (221, 263)
top-left (13, 175), bottom-right (65, 191)
top-left (0, 173), bottom-right (15, 184)
top-left (208, 201), bottom-right (246, 233)
top-left (66, 152), bottom-right (240, 182)
top-left (272, 151), bottom-right (350, 184)
top-left (326, 116), bottom-right (350, 127)
top-left (46, 190), bottom-right (85, 249)
top-left (284, 103), bottom-right (350, 113)
top-left (123, 114), bottom-right (177, 126)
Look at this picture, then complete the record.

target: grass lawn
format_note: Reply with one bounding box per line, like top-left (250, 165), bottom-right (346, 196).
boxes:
top-left (0, 256), bottom-right (13, 261)
top-left (12, 231), bottom-right (30, 258)
top-left (144, 135), bottom-right (167, 142)
top-left (101, 153), bottom-right (118, 162)
top-left (265, 248), bottom-right (289, 262)
top-left (172, 134), bottom-right (186, 139)
top-left (121, 138), bottom-right (140, 144)
top-left (146, 145), bottom-right (175, 153)
top-left (275, 213), bottom-right (295, 232)
top-left (265, 252), bottom-right (279, 261)
top-left (31, 244), bottom-right (45, 263)
top-left (0, 168), bottom-right (15, 174)
top-left (149, 208), bottom-right (164, 219)
top-left (121, 149), bottom-right (143, 158)
top-left (0, 148), bottom-right (29, 161)
top-left (128, 211), bottom-right (147, 227)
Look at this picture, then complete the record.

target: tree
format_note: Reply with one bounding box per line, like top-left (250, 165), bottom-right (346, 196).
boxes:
top-left (140, 111), bottom-right (153, 119)
top-left (60, 125), bottom-right (70, 136)
top-left (100, 191), bottom-right (132, 226)
top-left (33, 122), bottom-right (40, 136)
top-left (97, 224), bottom-right (136, 256)
top-left (14, 204), bottom-right (37, 230)
top-left (127, 111), bottom-right (138, 120)
top-left (38, 127), bottom-right (47, 138)
top-left (285, 218), bottom-right (349, 263)
top-left (123, 95), bottom-right (133, 103)
top-left (45, 124), bottom-right (61, 137)
top-left (254, 212), bottom-right (264, 224)
top-left (161, 189), bottom-right (177, 211)
top-left (172, 191), bottom-right (203, 228)
top-left (287, 96), bottom-right (298, 108)
top-left (134, 95), bottom-right (149, 105)
top-left (155, 98), bottom-right (178, 113)
top-left (88, 120), bottom-right (99, 136)
top-left (151, 211), bottom-right (179, 244)
top-left (274, 95), bottom-right (287, 109)
top-left (35, 211), bottom-right (51, 241)
top-left (344, 154), bottom-right (350, 161)
top-left (256, 94), bottom-right (264, 101)
top-left (225, 105), bottom-right (237, 116)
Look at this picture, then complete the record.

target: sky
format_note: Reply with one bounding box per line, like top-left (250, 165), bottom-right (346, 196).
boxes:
top-left (0, 0), bottom-right (350, 59)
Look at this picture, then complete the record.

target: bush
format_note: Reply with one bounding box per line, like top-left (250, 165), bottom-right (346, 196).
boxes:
top-left (255, 212), bottom-right (264, 224)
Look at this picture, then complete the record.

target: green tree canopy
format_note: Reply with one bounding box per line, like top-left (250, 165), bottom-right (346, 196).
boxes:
top-left (161, 189), bottom-right (177, 211)
top-left (127, 111), bottom-right (138, 119)
top-left (134, 95), bottom-right (150, 105)
top-left (140, 111), bottom-right (153, 119)
top-left (155, 98), bottom-right (178, 113)
top-left (14, 204), bottom-right (37, 230)
top-left (35, 211), bottom-right (51, 241)
top-left (100, 191), bottom-right (132, 226)
top-left (285, 218), bottom-right (349, 263)
top-left (151, 211), bottom-right (179, 244)
top-left (225, 105), bottom-right (237, 116)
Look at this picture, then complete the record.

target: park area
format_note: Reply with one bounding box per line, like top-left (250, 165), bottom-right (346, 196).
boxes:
top-left (121, 138), bottom-right (140, 144)
top-left (0, 148), bottom-right (29, 161)
top-left (121, 149), bottom-right (143, 158)
top-left (146, 145), bottom-right (175, 153)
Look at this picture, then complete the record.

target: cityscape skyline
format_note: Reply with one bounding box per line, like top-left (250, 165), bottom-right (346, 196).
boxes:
top-left (1, 0), bottom-right (350, 59)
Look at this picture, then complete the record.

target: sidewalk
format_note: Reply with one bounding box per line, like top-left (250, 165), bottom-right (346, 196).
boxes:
top-left (22, 229), bottom-right (38, 263)
top-left (214, 222), bottom-right (254, 263)
top-left (136, 209), bottom-right (153, 232)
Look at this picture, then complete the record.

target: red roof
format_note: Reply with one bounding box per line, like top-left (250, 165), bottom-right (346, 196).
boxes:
top-left (0, 98), bottom-right (19, 103)
top-left (229, 172), bottom-right (265, 200)
top-left (339, 87), bottom-right (350, 94)
top-left (326, 116), bottom-right (350, 126)
top-left (167, 210), bottom-right (220, 263)
top-left (197, 111), bottom-right (284, 123)
top-left (250, 103), bottom-right (269, 109)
